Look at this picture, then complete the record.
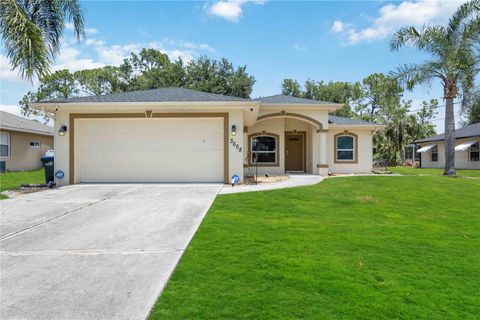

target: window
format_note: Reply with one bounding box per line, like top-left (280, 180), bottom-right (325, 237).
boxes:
top-left (30, 141), bottom-right (41, 148)
top-left (250, 135), bottom-right (277, 164)
top-left (431, 145), bottom-right (438, 162)
top-left (470, 142), bottom-right (479, 162)
top-left (335, 134), bottom-right (355, 161)
top-left (0, 132), bottom-right (9, 157)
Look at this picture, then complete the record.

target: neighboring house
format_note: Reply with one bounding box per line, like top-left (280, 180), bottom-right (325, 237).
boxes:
top-left (31, 87), bottom-right (384, 186)
top-left (0, 111), bottom-right (54, 172)
top-left (415, 122), bottom-right (480, 169)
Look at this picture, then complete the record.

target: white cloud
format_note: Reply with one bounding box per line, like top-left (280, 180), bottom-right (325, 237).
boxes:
top-left (0, 104), bottom-right (23, 116)
top-left (292, 44), bottom-right (306, 52)
top-left (0, 104), bottom-right (52, 124)
top-left (88, 38), bottom-right (216, 65)
top-left (206, 0), bottom-right (266, 22)
top-left (331, 20), bottom-right (345, 33)
top-left (85, 28), bottom-right (98, 35)
top-left (332, 0), bottom-right (467, 45)
top-left (0, 34), bottom-right (215, 86)
top-left (53, 44), bottom-right (105, 71)
top-left (65, 22), bottom-right (98, 34)
top-left (0, 55), bottom-right (22, 82)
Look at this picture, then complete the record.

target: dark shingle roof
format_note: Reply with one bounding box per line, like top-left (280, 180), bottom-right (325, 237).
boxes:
top-left (328, 115), bottom-right (379, 126)
top-left (44, 87), bottom-right (250, 103)
top-left (254, 94), bottom-right (335, 105)
top-left (0, 111), bottom-right (54, 135)
top-left (416, 122), bottom-right (480, 143)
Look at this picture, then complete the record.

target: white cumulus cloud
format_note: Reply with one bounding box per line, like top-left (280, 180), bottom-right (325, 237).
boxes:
top-left (0, 55), bottom-right (22, 82)
top-left (0, 104), bottom-right (23, 116)
top-left (332, 0), bottom-right (467, 45)
top-left (292, 44), bottom-right (306, 52)
top-left (331, 20), bottom-right (345, 33)
top-left (206, 0), bottom-right (266, 22)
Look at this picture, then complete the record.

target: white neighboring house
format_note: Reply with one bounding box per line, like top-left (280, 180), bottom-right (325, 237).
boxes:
top-left (31, 87), bottom-right (385, 186)
top-left (416, 122), bottom-right (480, 169)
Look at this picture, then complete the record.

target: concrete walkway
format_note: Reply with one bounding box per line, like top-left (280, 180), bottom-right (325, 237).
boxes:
top-left (0, 183), bottom-right (222, 320)
top-left (220, 174), bottom-right (323, 194)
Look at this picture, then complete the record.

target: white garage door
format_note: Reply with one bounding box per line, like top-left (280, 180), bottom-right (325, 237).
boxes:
top-left (76, 118), bottom-right (224, 183)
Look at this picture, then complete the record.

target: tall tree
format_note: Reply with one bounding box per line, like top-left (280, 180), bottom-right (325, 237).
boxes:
top-left (390, 0), bottom-right (480, 175)
top-left (185, 57), bottom-right (255, 98)
top-left (19, 50), bottom-right (256, 119)
top-left (281, 79), bottom-right (363, 117)
top-left (122, 49), bottom-right (185, 90)
top-left (357, 73), bottom-right (403, 121)
top-left (0, 0), bottom-right (85, 81)
top-left (19, 69), bottom-right (78, 122)
top-left (75, 66), bottom-right (128, 96)
top-left (467, 97), bottom-right (480, 124)
top-left (375, 100), bottom-right (437, 164)
top-left (461, 88), bottom-right (480, 124)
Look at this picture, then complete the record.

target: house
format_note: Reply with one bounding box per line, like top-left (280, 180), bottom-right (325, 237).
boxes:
top-left (415, 122), bottom-right (480, 169)
top-left (31, 87), bottom-right (384, 186)
top-left (0, 111), bottom-right (54, 172)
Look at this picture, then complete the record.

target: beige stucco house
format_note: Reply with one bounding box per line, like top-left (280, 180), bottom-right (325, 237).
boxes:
top-left (0, 111), bottom-right (54, 172)
top-left (416, 122), bottom-right (480, 169)
top-left (32, 87), bottom-right (384, 186)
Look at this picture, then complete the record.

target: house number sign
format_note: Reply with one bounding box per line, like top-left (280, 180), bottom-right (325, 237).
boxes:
top-left (230, 139), bottom-right (242, 152)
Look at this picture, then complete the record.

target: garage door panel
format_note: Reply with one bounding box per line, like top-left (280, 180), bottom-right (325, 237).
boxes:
top-left (76, 118), bottom-right (224, 183)
top-left (80, 137), bottom-right (223, 152)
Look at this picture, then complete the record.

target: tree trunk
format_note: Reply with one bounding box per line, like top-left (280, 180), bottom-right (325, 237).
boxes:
top-left (444, 98), bottom-right (456, 176)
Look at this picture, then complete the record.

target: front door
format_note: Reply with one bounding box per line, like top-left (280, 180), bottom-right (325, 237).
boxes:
top-left (285, 133), bottom-right (305, 171)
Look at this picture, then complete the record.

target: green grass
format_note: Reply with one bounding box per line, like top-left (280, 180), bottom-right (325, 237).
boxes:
top-left (149, 175), bottom-right (480, 319)
top-left (0, 169), bottom-right (45, 199)
top-left (389, 166), bottom-right (480, 177)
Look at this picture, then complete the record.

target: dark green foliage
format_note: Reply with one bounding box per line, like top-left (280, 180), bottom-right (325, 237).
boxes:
top-left (0, 0), bottom-right (85, 81)
top-left (390, 0), bottom-right (480, 175)
top-left (281, 74), bottom-right (436, 164)
top-left (281, 78), bottom-right (363, 117)
top-left (19, 49), bottom-right (256, 120)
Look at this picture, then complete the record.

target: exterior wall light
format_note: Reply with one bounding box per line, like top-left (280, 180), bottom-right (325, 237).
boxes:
top-left (231, 124), bottom-right (237, 136)
top-left (58, 125), bottom-right (67, 136)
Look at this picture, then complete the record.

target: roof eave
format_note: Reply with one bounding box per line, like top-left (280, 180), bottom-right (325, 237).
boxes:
top-left (329, 124), bottom-right (386, 130)
top-left (31, 100), bottom-right (260, 111)
top-left (416, 134), bottom-right (480, 144)
top-left (0, 126), bottom-right (54, 136)
top-left (260, 103), bottom-right (343, 111)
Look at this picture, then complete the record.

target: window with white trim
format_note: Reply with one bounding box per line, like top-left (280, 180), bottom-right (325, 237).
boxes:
top-left (470, 142), bottom-right (479, 162)
top-left (336, 135), bottom-right (355, 161)
top-left (0, 132), bottom-right (10, 157)
top-left (30, 141), bottom-right (41, 148)
top-left (251, 135), bottom-right (277, 164)
top-left (431, 145), bottom-right (438, 162)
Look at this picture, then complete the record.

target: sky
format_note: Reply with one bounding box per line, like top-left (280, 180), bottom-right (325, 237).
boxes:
top-left (0, 0), bottom-right (469, 132)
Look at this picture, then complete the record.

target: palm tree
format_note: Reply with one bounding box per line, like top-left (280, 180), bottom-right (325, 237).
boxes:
top-left (0, 0), bottom-right (85, 81)
top-left (390, 0), bottom-right (480, 176)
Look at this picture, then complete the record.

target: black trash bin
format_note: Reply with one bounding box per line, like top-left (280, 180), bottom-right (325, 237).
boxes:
top-left (40, 156), bottom-right (54, 183)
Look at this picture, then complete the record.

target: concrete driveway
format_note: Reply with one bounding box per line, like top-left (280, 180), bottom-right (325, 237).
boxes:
top-left (0, 184), bottom-right (222, 320)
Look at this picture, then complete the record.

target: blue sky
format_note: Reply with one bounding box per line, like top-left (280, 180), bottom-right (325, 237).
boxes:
top-left (0, 0), bottom-right (468, 131)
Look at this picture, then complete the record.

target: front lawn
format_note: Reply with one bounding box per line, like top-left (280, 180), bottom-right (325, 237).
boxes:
top-left (149, 175), bottom-right (480, 319)
top-left (0, 169), bottom-right (45, 199)
top-left (389, 166), bottom-right (480, 177)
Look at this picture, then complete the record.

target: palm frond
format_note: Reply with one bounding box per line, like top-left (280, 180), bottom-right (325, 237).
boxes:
top-left (390, 26), bottom-right (421, 51)
top-left (0, 0), bottom-right (51, 81)
top-left (57, 0), bottom-right (85, 41)
top-left (390, 63), bottom-right (444, 91)
top-left (390, 25), bottom-right (448, 57)
top-left (449, 0), bottom-right (480, 34)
